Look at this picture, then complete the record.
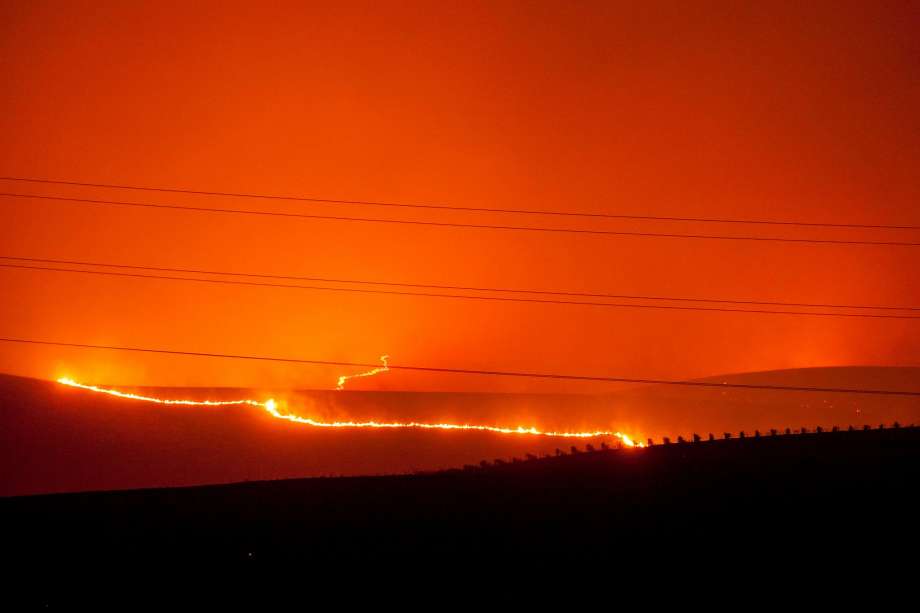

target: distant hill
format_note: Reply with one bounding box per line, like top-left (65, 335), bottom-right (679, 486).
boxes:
top-left (285, 366), bottom-right (920, 441)
top-left (2, 367), bottom-right (918, 496)
top-left (598, 366), bottom-right (920, 442)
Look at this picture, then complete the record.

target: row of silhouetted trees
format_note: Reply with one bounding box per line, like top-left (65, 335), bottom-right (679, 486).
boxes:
top-left (649, 422), bottom-right (904, 447)
top-left (463, 422), bottom-right (911, 470)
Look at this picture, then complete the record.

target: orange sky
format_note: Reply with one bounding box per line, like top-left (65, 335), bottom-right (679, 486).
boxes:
top-left (1, 1), bottom-right (918, 392)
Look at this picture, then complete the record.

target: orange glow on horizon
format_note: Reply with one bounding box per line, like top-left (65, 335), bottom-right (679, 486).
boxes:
top-left (55, 376), bottom-right (642, 446)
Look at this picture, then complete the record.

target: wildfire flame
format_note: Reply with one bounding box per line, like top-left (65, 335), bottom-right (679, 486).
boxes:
top-left (336, 355), bottom-right (389, 390)
top-left (55, 378), bottom-right (266, 407)
top-left (55, 372), bottom-right (642, 447)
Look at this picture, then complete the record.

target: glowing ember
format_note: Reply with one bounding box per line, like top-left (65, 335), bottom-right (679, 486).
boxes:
top-left (56, 376), bottom-right (642, 446)
top-left (336, 355), bottom-right (389, 390)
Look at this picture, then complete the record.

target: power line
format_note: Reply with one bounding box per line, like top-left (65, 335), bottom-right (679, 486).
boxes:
top-left (3, 336), bottom-right (919, 396)
top-left (3, 254), bottom-right (916, 312)
top-left (3, 175), bottom-right (918, 232)
top-left (3, 192), bottom-right (920, 247)
top-left (4, 262), bottom-right (919, 320)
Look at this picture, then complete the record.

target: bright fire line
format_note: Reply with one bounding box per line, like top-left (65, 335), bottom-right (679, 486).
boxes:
top-left (336, 355), bottom-right (389, 390)
top-left (55, 377), bottom-right (642, 446)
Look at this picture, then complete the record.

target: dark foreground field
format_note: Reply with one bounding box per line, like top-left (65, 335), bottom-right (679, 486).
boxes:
top-left (3, 426), bottom-right (918, 597)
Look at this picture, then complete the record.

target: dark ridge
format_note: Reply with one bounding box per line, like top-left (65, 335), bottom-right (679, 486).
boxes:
top-left (5, 426), bottom-right (917, 549)
top-left (4, 425), bottom-right (917, 602)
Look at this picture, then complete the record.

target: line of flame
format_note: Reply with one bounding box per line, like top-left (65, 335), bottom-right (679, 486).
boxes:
top-left (336, 355), bottom-right (389, 390)
top-left (56, 378), bottom-right (266, 407)
top-left (56, 377), bottom-right (641, 446)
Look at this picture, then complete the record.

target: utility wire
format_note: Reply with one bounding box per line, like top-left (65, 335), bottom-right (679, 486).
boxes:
top-left (3, 175), bottom-right (918, 231)
top-left (2, 336), bottom-right (919, 396)
top-left (3, 192), bottom-right (920, 247)
top-left (2, 254), bottom-right (915, 312)
top-left (2, 262), bottom-right (919, 320)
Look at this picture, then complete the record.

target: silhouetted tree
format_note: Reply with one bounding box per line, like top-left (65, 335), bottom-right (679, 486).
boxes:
top-left (816, 426), bottom-right (823, 433)
top-left (848, 425), bottom-right (854, 432)
top-left (479, 460), bottom-right (491, 468)
top-left (893, 421), bottom-right (901, 429)
top-left (801, 427), bottom-right (808, 434)
top-left (647, 438), bottom-right (655, 446)
top-left (663, 437), bottom-right (671, 445)
top-left (738, 431), bottom-right (745, 439)
top-left (511, 457), bottom-right (521, 463)
top-left (677, 435), bottom-right (686, 444)
top-left (770, 429), bottom-right (778, 437)
top-left (693, 433), bottom-right (701, 443)
top-left (586, 444), bottom-right (596, 452)
top-left (600, 441), bottom-right (610, 450)
top-left (525, 453), bottom-right (538, 461)
top-left (754, 430), bottom-right (761, 438)
top-left (570, 445), bottom-right (580, 454)
top-left (832, 426), bottom-right (839, 432)
top-left (555, 448), bottom-right (564, 456)
top-left (785, 428), bottom-right (792, 435)
top-left (463, 464), bottom-right (477, 471)
top-left (878, 423), bottom-right (885, 430)
top-left (863, 425), bottom-right (871, 431)
top-left (493, 458), bottom-right (506, 466)
top-left (723, 432), bottom-right (731, 440)
top-left (708, 433), bottom-right (715, 441)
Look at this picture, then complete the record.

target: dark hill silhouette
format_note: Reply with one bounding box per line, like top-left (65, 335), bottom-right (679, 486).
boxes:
top-left (3, 426), bottom-right (918, 599)
top-left (2, 366), bottom-right (918, 496)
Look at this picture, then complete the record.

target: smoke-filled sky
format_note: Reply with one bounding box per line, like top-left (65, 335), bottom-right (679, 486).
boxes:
top-left (1, 1), bottom-right (918, 392)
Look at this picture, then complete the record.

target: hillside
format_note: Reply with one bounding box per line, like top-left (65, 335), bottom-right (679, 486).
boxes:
top-left (2, 367), bottom-right (918, 496)
top-left (3, 426), bottom-right (918, 589)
